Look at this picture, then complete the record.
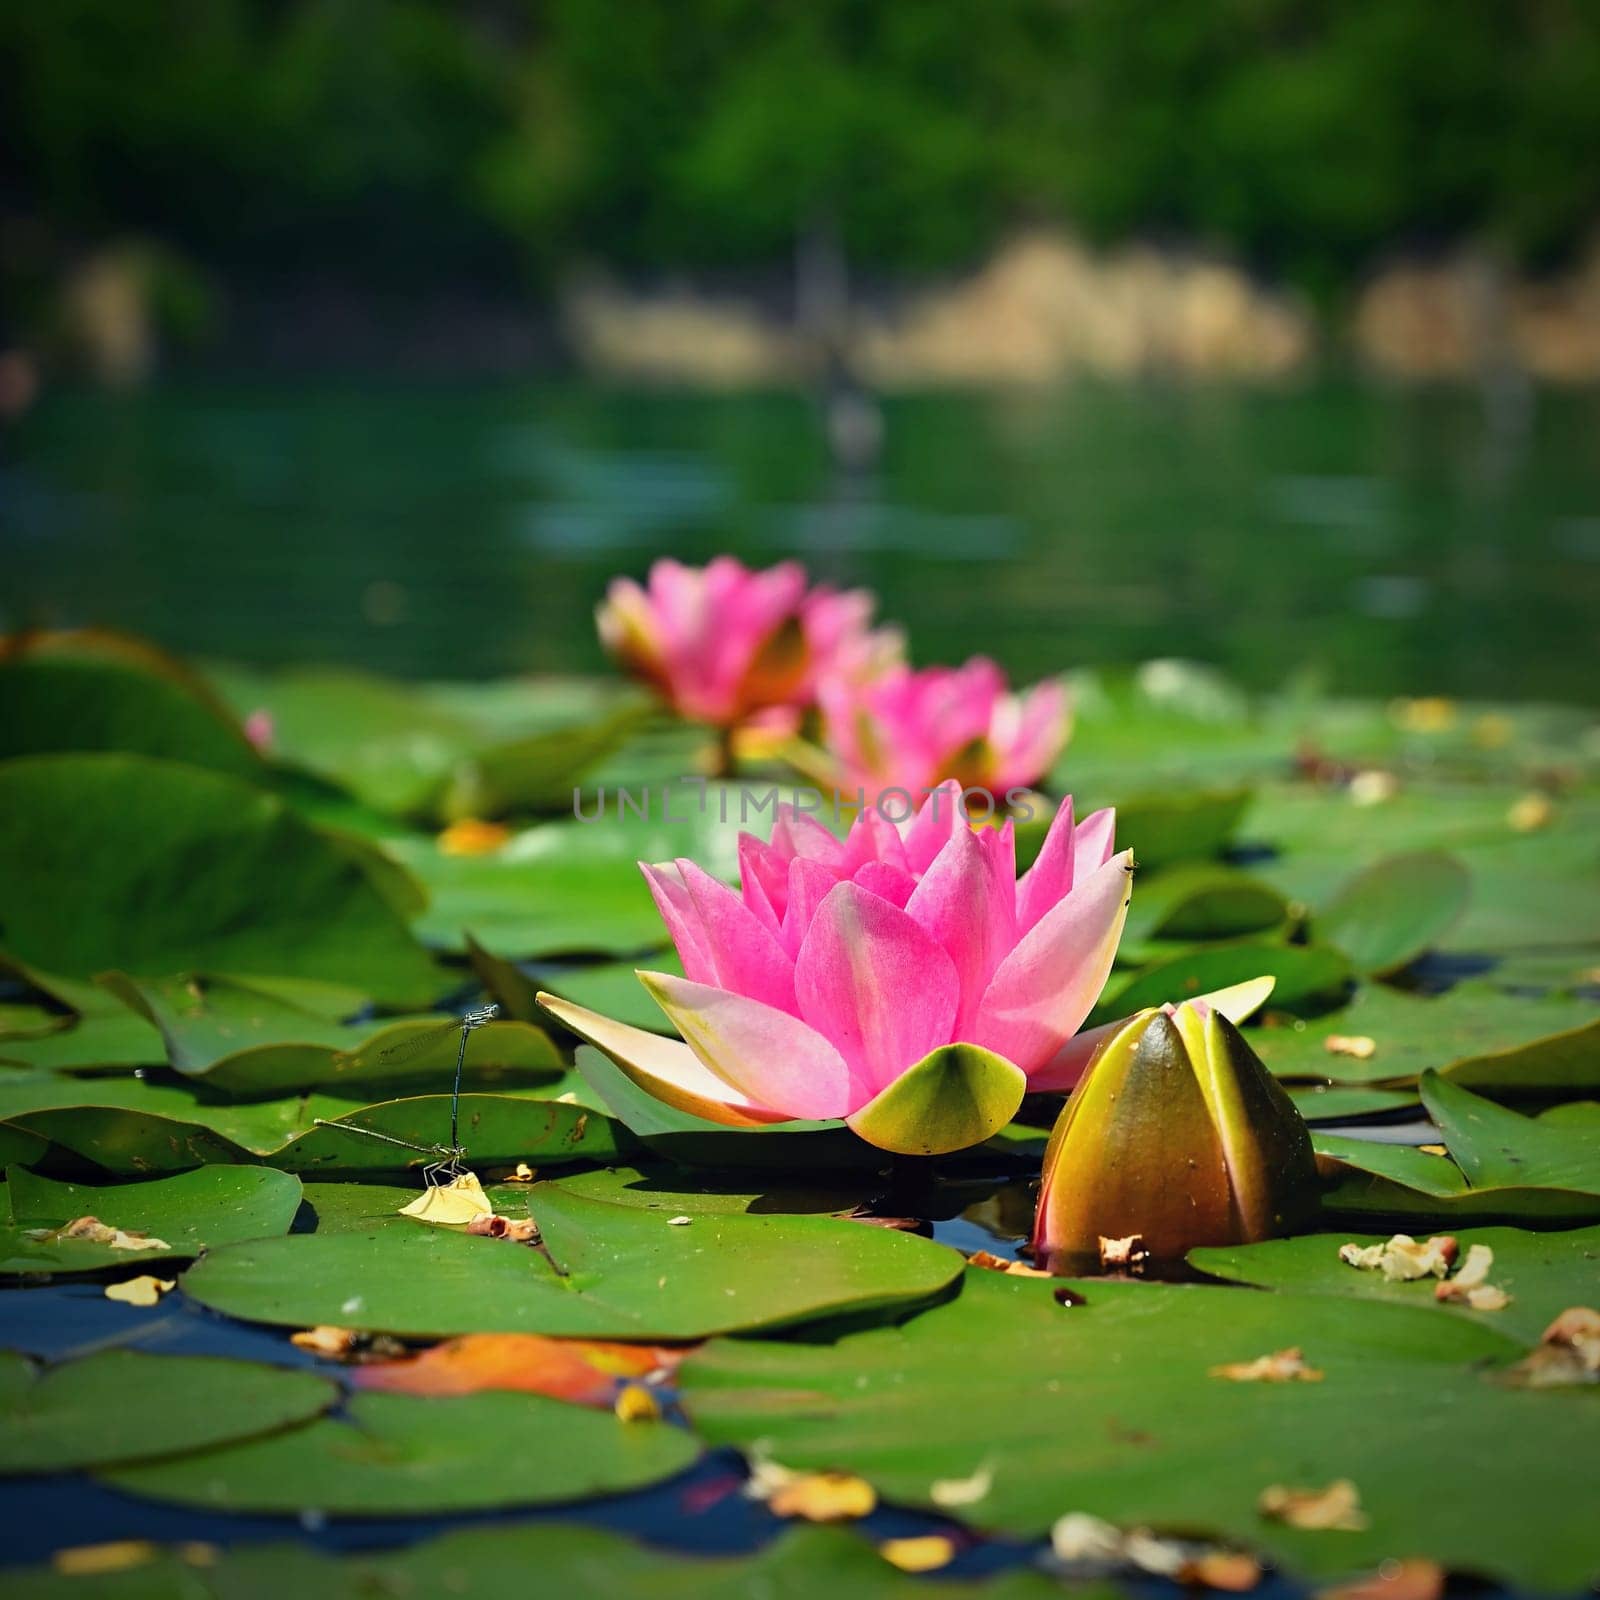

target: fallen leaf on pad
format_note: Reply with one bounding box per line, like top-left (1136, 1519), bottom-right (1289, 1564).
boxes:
top-left (1258, 1479), bottom-right (1367, 1531)
top-left (104, 1276), bottom-right (175, 1307)
top-left (399, 1173), bottom-right (492, 1226)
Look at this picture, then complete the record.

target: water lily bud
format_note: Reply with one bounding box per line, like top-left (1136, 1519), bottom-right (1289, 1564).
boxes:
top-left (1031, 998), bottom-right (1318, 1269)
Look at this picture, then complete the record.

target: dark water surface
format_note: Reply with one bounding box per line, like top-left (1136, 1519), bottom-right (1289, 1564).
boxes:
top-left (5, 378), bottom-right (1599, 699)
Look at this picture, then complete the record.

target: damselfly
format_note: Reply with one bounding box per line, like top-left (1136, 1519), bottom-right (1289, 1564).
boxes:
top-left (313, 1003), bottom-right (499, 1185)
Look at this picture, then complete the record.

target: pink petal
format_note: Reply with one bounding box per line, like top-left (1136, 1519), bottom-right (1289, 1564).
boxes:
top-left (1015, 798), bottom-right (1075, 935)
top-left (902, 779), bottom-right (967, 874)
top-left (905, 824), bottom-right (1017, 1038)
top-left (1074, 807), bottom-right (1117, 872)
top-left (637, 972), bottom-right (855, 1119)
top-left (852, 860), bottom-right (917, 908)
top-left (639, 861), bottom-right (719, 986)
top-left (771, 807), bottom-right (845, 870)
top-left (676, 858), bottom-right (797, 1014)
top-left (841, 806), bottom-right (911, 876)
top-left (536, 990), bottom-right (789, 1126)
top-left (793, 882), bottom-right (960, 1099)
top-left (973, 849), bottom-right (1134, 1075)
top-left (737, 833), bottom-right (790, 928)
top-left (781, 856), bottom-right (842, 956)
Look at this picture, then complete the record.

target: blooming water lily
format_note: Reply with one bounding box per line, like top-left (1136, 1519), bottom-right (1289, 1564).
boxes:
top-left (596, 556), bottom-right (897, 728)
top-left (540, 781), bottom-right (1133, 1155)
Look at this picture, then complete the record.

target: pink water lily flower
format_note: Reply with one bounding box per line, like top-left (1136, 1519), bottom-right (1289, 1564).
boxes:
top-left (596, 556), bottom-right (898, 727)
top-left (818, 657), bottom-right (1069, 805)
top-left (538, 781), bottom-right (1135, 1155)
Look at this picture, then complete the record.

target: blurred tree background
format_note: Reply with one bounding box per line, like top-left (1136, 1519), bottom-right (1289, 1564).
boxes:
top-left (4, 0), bottom-right (1599, 319)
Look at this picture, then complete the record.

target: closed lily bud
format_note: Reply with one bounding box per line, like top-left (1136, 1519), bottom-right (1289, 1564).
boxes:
top-left (1031, 997), bottom-right (1319, 1269)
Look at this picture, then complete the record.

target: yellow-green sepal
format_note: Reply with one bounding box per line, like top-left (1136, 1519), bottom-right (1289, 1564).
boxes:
top-left (846, 1044), bottom-right (1027, 1156)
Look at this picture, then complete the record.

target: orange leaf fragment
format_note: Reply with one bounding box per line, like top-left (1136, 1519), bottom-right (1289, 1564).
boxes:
top-left (437, 818), bottom-right (512, 856)
top-left (351, 1332), bottom-right (680, 1406)
top-left (1317, 1559), bottom-right (1445, 1600)
top-left (968, 1250), bottom-right (1052, 1279)
top-left (1258, 1479), bottom-right (1368, 1532)
top-left (1182, 1551), bottom-right (1264, 1591)
top-left (613, 1382), bottom-right (663, 1422)
top-left (1210, 1347), bottom-right (1324, 1383)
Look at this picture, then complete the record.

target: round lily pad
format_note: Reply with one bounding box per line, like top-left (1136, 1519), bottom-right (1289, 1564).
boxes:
top-left (1, 1164), bottom-right (303, 1274)
top-left (182, 1181), bottom-right (964, 1338)
top-left (0, 1349), bottom-right (335, 1474)
top-left (682, 1268), bottom-right (1600, 1588)
top-left (101, 1389), bottom-right (699, 1514)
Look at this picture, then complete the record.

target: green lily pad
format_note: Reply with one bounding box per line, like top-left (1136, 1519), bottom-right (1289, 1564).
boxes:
top-left (1313, 1133), bottom-right (1600, 1225)
top-left (97, 971), bottom-right (563, 1095)
top-left (1252, 982), bottom-right (1600, 1091)
top-left (387, 797), bottom-right (742, 957)
top-left (0, 1009), bottom-right (165, 1072)
top-left (1191, 1224), bottom-right (1600, 1349)
top-left (1420, 1072), bottom-right (1600, 1194)
top-left (101, 1389), bottom-right (700, 1515)
top-left (0, 1349), bottom-right (334, 1474)
top-left (1092, 942), bottom-right (1351, 1026)
top-left (1120, 865), bottom-right (1288, 945)
top-left (0, 755), bottom-right (438, 1006)
top-left (1114, 787), bottom-right (1254, 871)
top-left (0, 1073), bottom-right (622, 1176)
top-left (0, 653), bottom-right (260, 780)
top-left (0, 1523), bottom-right (1073, 1599)
top-left (530, 953), bottom-right (685, 1034)
top-left (1317, 852), bottom-right (1471, 976)
top-left (1288, 1085), bottom-right (1420, 1120)
top-left (550, 1163), bottom-right (866, 1216)
top-left (182, 1179), bottom-right (964, 1338)
top-left (1, 1164), bottom-right (303, 1272)
top-left (681, 1267), bottom-right (1600, 1589)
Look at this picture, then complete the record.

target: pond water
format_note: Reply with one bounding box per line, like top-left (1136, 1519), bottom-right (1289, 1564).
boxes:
top-left (5, 377), bottom-right (1599, 701)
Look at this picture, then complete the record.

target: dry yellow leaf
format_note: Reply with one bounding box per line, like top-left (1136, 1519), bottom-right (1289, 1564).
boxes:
top-left (878, 1536), bottom-right (956, 1574)
top-left (929, 1462), bottom-right (994, 1508)
top-left (1433, 1243), bottom-right (1511, 1310)
top-left (1501, 1306), bottom-right (1600, 1388)
top-left (1258, 1479), bottom-right (1367, 1532)
top-left (1210, 1347), bottom-right (1324, 1383)
top-left (399, 1172), bottom-right (492, 1226)
top-left (1348, 769), bottom-right (1399, 807)
top-left (767, 1471), bottom-right (877, 1522)
top-left (503, 1162), bottom-right (537, 1183)
top-left (104, 1275), bottom-right (175, 1307)
top-left (1506, 793), bottom-right (1554, 832)
top-left (26, 1216), bottom-right (172, 1253)
top-left (613, 1383), bottom-right (662, 1423)
top-left (1324, 1034), bottom-right (1376, 1060)
top-left (51, 1543), bottom-right (158, 1577)
top-left (1339, 1234), bottom-right (1456, 1282)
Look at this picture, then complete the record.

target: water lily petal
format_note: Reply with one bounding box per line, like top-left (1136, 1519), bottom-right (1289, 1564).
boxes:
top-left (1027, 974), bottom-right (1276, 1092)
top-left (1074, 807), bottom-right (1117, 872)
top-left (852, 860), bottom-right (917, 908)
top-left (639, 861), bottom-right (718, 985)
top-left (901, 780), bottom-right (967, 874)
top-left (794, 882), bottom-right (960, 1097)
top-left (1015, 798), bottom-right (1075, 934)
top-left (637, 972), bottom-right (855, 1119)
top-left (906, 823), bottom-right (1016, 1037)
top-left (676, 858), bottom-right (797, 1014)
top-left (974, 849), bottom-right (1134, 1073)
top-left (536, 991), bottom-right (789, 1126)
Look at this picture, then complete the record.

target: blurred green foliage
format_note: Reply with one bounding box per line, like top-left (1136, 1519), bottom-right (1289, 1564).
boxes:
top-left (3, 0), bottom-right (1599, 291)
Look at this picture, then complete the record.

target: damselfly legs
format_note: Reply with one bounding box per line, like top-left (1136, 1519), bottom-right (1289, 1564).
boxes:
top-left (313, 1003), bottom-right (500, 1185)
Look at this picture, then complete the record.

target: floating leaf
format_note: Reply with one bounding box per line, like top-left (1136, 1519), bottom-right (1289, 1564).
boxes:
top-left (102, 1276), bottom-right (175, 1307)
top-left (681, 1268), bottom-right (1599, 1588)
top-left (1419, 1073), bottom-right (1600, 1194)
top-left (0, 649), bottom-right (259, 780)
top-left (182, 1180), bottom-right (964, 1339)
top-left (1191, 1224), bottom-right (1600, 1348)
top-left (1317, 852), bottom-right (1471, 976)
top-left (0, 755), bottom-right (438, 1006)
top-left (350, 1332), bottom-right (678, 1404)
top-left (1113, 787), bottom-right (1254, 871)
top-left (101, 1389), bottom-right (700, 1514)
top-left (0, 1350), bottom-right (334, 1474)
top-left (1092, 943), bottom-right (1351, 1026)
top-left (1, 1165), bottom-right (302, 1273)
top-left (1120, 865), bottom-right (1288, 945)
